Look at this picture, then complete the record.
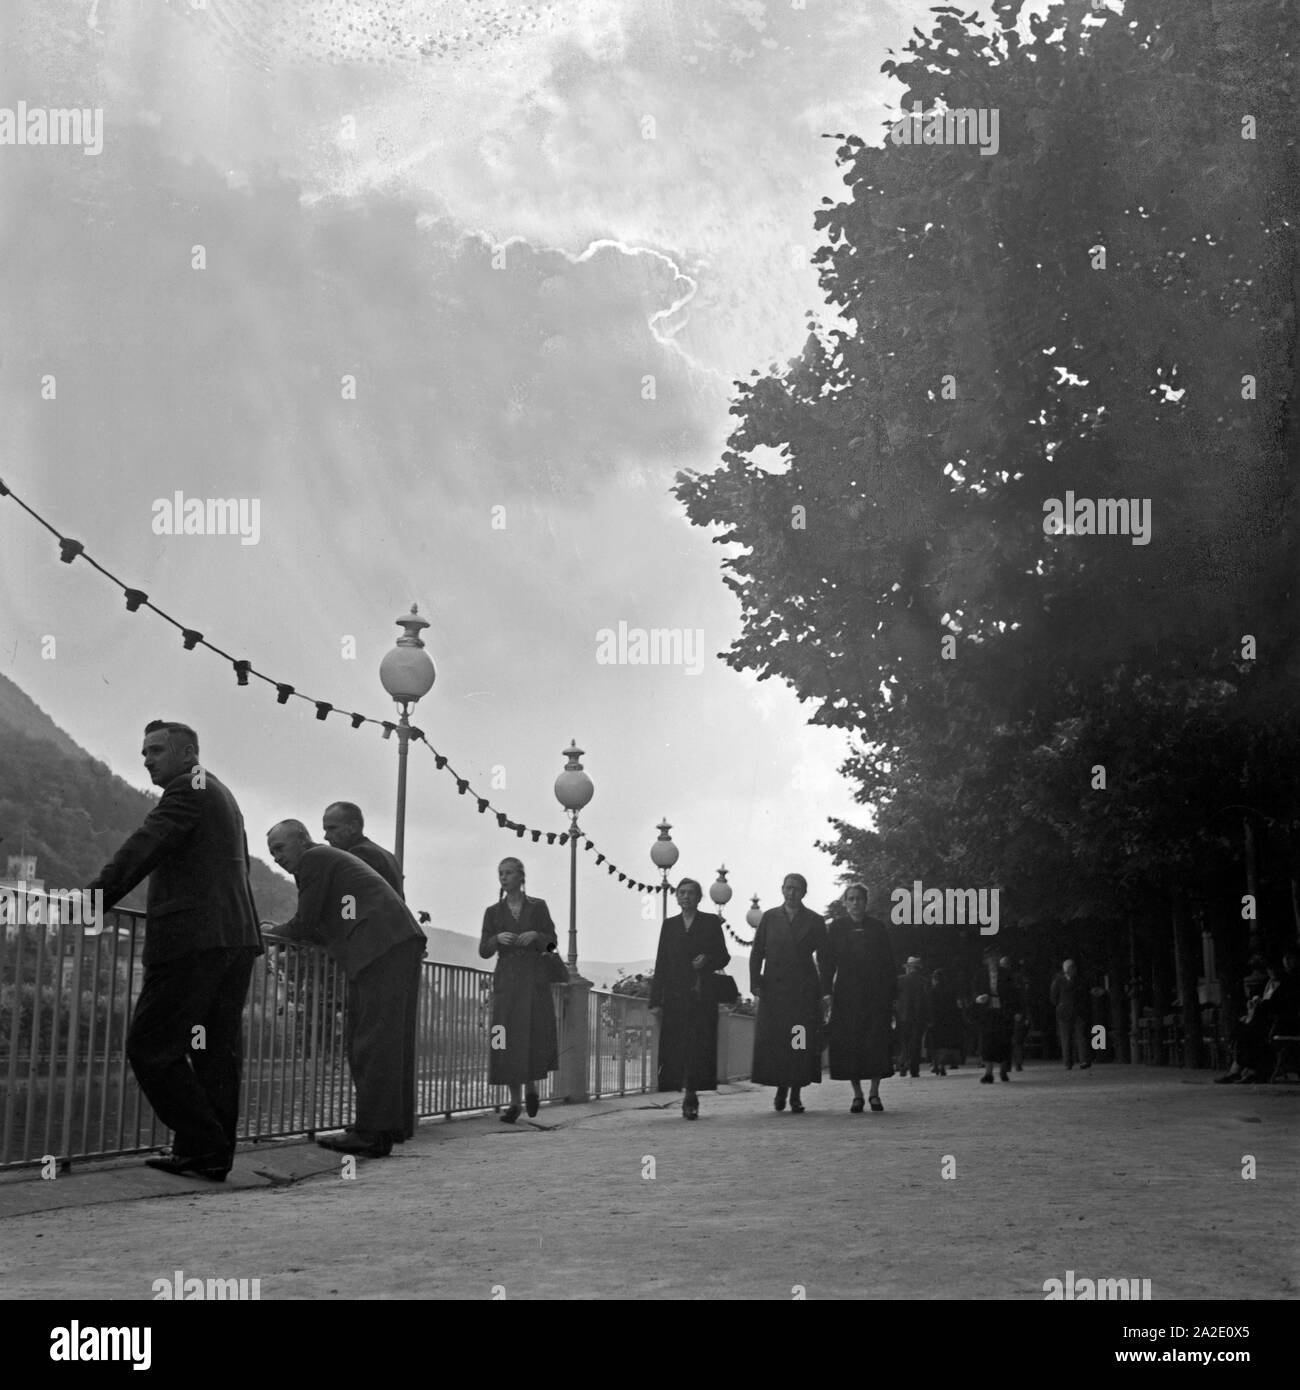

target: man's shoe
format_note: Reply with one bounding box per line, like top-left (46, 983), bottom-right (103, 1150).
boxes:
top-left (145, 1153), bottom-right (229, 1182)
top-left (317, 1130), bottom-right (388, 1157)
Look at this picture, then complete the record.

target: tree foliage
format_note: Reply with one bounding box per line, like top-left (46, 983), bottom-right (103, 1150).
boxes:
top-left (675, 0), bottom-right (1299, 969)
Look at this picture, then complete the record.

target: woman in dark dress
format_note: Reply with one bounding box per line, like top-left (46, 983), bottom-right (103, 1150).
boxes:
top-left (972, 948), bottom-right (1021, 1084)
top-left (822, 883), bottom-right (896, 1112)
top-left (928, 966), bottom-right (964, 1076)
top-left (649, 878), bottom-right (730, 1120)
top-left (750, 873), bottom-right (828, 1113)
top-left (479, 857), bottom-right (559, 1122)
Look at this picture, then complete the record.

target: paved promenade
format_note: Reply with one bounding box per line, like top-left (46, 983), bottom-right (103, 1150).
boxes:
top-left (1, 1065), bottom-right (1296, 1301)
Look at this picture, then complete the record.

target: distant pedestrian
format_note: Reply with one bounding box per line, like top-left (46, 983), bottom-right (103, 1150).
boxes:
top-left (479, 857), bottom-right (559, 1123)
top-left (750, 873), bottom-right (828, 1113)
top-left (1010, 960), bottom-right (1031, 1071)
top-left (265, 822), bottom-right (426, 1156)
top-left (895, 957), bottom-right (930, 1077)
top-left (973, 949), bottom-right (1021, 1083)
top-left (822, 883), bottom-right (895, 1112)
top-left (86, 721), bottom-right (263, 1182)
top-left (649, 879), bottom-right (730, 1119)
top-left (927, 966), bottom-right (964, 1076)
top-left (1049, 958), bottom-right (1090, 1069)
top-left (321, 801), bottom-right (420, 1141)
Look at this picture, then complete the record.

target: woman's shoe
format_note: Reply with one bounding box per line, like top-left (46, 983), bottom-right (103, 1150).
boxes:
top-left (774, 1088), bottom-right (788, 1112)
top-left (789, 1093), bottom-right (805, 1114)
top-left (850, 1096), bottom-right (865, 1113)
top-left (999, 1068), bottom-right (1010, 1082)
top-left (525, 1092), bottom-right (540, 1118)
top-left (980, 1073), bottom-right (994, 1084)
top-left (868, 1095), bottom-right (883, 1112)
top-left (683, 1094), bottom-right (699, 1120)
top-left (499, 1104), bottom-right (521, 1124)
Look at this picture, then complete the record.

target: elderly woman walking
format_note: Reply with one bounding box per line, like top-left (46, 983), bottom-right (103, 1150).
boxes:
top-left (822, 883), bottom-right (897, 1112)
top-left (479, 857), bottom-right (559, 1122)
top-left (649, 878), bottom-right (730, 1119)
top-left (750, 873), bottom-right (828, 1113)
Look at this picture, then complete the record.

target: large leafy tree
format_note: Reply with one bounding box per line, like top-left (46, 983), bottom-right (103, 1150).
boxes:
top-left (675, 0), bottom-right (1299, 1022)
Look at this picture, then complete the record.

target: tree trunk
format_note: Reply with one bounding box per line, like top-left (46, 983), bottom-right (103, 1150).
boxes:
top-left (1173, 894), bottom-right (1204, 1069)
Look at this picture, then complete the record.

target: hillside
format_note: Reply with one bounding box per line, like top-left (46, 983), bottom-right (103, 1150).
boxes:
top-left (0, 672), bottom-right (298, 918)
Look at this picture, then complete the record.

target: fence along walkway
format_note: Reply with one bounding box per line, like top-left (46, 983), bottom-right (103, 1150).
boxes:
top-left (0, 904), bottom-right (730, 1170)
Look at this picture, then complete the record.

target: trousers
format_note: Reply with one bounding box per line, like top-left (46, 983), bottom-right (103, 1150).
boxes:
top-left (347, 938), bottom-right (424, 1138)
top-left (127, 947), bottom-right (258, 1163)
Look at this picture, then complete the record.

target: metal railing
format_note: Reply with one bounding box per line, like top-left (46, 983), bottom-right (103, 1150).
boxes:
top-left (1, 905), bottom-right (754, 1171)
top-left (587, 989), bottom-right (657, 1098)
top-left (0, 906), bottom-right (574, 1170)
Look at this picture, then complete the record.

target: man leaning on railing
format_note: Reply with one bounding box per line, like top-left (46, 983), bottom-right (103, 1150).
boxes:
top-left (83, 720), bottom-right (263, 1183)
top-left (263, 821), bottom-right (426, 1158)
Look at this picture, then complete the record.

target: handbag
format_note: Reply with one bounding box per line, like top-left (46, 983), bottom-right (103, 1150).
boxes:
top-left (711, 972), bottom-right (740, 1007)
top-left (542, 946), bottom-right (570, 984)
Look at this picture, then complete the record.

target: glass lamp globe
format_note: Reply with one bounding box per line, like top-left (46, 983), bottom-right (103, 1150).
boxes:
top-left (379, 605), bottom-right (436, 703)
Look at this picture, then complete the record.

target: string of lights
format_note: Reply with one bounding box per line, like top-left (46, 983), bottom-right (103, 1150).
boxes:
top-left (0, 475), bottom-right (673, 898)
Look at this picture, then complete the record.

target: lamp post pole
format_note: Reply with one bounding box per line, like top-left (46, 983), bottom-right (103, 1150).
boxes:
top-left (554, 741), bottom-right (594, 974)
top-left (379, 605), bottom-right (436, 875)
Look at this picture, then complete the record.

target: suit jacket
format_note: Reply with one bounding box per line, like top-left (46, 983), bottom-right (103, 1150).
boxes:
top-left (749, 905), bottom-right (828, 996)
top-left (88, 767), bottom-right (262, 968)
top-left (277, 845), bottom-right (424, 980)
top-left (649, 912), bottom-right (730, 1010)
top-left (347, 836), bottom-right (404, 899)
top-left (1049, 971), bottom-right (1079, 1017)
top-left (896, 970), bottom-right (931, 1027)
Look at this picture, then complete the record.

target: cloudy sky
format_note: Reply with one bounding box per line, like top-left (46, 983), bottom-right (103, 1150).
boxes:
top-left (0, 0), bottom-right (944, 969)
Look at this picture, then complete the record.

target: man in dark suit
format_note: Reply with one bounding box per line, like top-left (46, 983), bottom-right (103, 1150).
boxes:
top-left (895, 956), bottom-right (930, 1077)
top-left (86, 720), bottom-right (262, 1181)
top-left (1050, 958), bottom-right (1091, 1069)
top-left (321, 801), bottom-right (403, 897)
top-left (265, 821), bottom-right (426, 1157)
top-left (973, 949), bottom-right (1021, 1083)
top-left (320, 801), bottom-right (420, 1141)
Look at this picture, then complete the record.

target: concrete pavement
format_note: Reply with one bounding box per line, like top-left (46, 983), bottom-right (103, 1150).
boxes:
top-left (1, 1065), bottom-right (1296, 1300)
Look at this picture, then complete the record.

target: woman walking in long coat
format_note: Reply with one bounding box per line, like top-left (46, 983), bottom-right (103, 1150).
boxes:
top-left (649, 878), bottom-right (730, 1120)
top-left (750, 873), bottom-right (828, 1112)
top-left (822, 883), bottom-right (896, 1112)
top-left (928, 966), bottom-right (965, 1076)
top-left (479, 857), bottom-right (559, 1122)
top-left (972, 948), bottom-right (1021, 1084)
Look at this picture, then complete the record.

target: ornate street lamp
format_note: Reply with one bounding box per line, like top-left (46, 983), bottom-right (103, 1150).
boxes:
top-left (746, 895), bottom-right (763, 930)
top-left (650, 818), bottom-right (679, 922)
top-left (709, 865), bottom-right (733, 917)
top-left (379, 605), bottom-right (435, 873)
top-left (554, 740), bottom-right (594, 973)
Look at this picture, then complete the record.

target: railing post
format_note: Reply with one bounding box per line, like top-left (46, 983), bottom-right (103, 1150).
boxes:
top-left (558, 972), bottom-right (592, 1103)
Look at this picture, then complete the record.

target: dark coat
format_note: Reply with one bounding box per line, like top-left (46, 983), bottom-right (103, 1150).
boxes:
top-left (649, 912), bottom-right (730, 1091)
top-left (277, 845), bottom-right (425, 979)
top-left (1049, 970), bottom-right (1080, 1019)
top-left (821, 917), bottom-right (896, 1079)
top-left (928, 973), bottom-right (965, 1052)
top-left (973, 963), bottom-right (1020, 1064)
top-left (346, 836), bottom-right (404, 899)
top-left (479, 896), bottom-right (559, 1085)
top-left (750, 905), bottom-right (827, 1086)
top-left (896, 969), bottom-right (932, 1029)
top-left (88, 768), bottom-right (263, 968)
